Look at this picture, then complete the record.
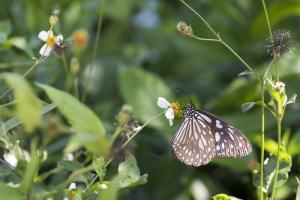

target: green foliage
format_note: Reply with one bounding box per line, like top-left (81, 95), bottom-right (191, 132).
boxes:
top-left (0, 20), bottom-right (11, 43)
top-left (118, 153), bottom-right (148, 188)
top-left (0, 0), bottom-right (299, 199)
top-left (119, 67), bottom-right (173, 129)
top-left (0, 182), bottom-right (25, 200)
top-left (3, 73), bottom-right (41, 133)
top-left (37, 83), bottom-right (110, 154)
top-left (253, 145), bottom-right (292, 195)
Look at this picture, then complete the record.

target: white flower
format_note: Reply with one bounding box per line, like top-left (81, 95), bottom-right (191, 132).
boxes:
top-left (99, 183), bottom-right (108, 190)
top-left (65, 153), bottom-right (74, 161)
top-left (157, 97), bottom-right (175, 126)
top-left (38, 30), bottom-right (64, 56)
top-left (68, 182), bottom-right (76, 190)
top-left (3, 151), bottom-right (18, 167)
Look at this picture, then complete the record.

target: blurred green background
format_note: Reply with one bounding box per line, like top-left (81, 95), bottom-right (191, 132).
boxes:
top-left (1, 0), bottom-right (300, 199)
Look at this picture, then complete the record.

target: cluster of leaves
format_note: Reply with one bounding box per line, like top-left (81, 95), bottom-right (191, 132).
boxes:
top-left (0, 0), bottom-right (300, 200)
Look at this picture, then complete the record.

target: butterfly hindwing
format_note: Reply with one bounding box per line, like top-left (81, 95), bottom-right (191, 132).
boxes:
top-left (171, 101), bottom-right (252, 166)
top-left (198, 111), bottom-right (252, 158)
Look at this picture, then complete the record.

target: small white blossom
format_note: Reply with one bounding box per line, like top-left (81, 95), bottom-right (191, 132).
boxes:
top-left (157, 97), bottom-right (175, 126)
top-left (3, 151), bottom-right (18, 167)
top-left (65, 153), bottom-right (74, 161)
top-left (68, 182), bottom-right (76, 190)
top-left (99, 183), bottom-right (108, 190)
top-left (38, 30), bottom-right (64, 57)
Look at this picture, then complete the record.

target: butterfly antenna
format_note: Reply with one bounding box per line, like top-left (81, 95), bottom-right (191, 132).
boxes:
top-left (175, 88), bottom-right (192, 102)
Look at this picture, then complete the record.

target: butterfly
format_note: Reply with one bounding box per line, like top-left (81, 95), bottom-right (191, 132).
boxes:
top-left (171, 101), bottom-right (252, 166)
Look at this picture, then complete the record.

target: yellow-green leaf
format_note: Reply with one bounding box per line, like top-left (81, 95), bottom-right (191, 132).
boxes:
top-left (37, 83), bottom-right (110, 154)
top-left (3, 73), bottom-right (41, 133)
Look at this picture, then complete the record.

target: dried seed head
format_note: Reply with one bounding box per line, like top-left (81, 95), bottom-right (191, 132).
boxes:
top-left (266, 30), bottom-right (293, 59)
top-left (177, 21), bottom-right (193, 37)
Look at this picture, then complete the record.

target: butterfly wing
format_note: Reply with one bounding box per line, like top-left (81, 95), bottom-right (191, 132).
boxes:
top-left (198, 110), bottom-right (252, 158)
top-left (171, 117), bottom-right (216, 166)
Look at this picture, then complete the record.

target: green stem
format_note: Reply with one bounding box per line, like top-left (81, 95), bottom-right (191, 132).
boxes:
top-left (263, 58), bottom-right (275, 80)
top-left (219, 39), bottom-right (253, 72)
top-left (0, 56), bottom-right (47, 100)
top-left (61, 53), bottom-right (73, 92)
top-left (270, 118), bottom-right (282, 200)
top-left (104, 111), bottom-right (165, 168)
top-left (82, 0), bottom-right (105, 102)
top-left (261, 0), bottom-right (272, 37)
top-left (260, 79), bottom-right (265, 200)
top-left (180, 0), bottom-right (218, 37)
top-left (180, 0), bottom-right (253, 72)
top-left (191, 35), bottom-right (220, 42)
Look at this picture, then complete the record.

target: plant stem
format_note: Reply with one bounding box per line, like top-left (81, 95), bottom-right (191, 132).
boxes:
top-left (0, 56), bottom-right (47, 100)
top-left (260, 79), bottom-right (265, 200)
top-left (261, 0), bottom-right (272, 37)
top-left (104, 111), bottom-right (165, 168)
top-left (270, 118), bottom-right (282, 200)
top-left (191, 35), bottom-right (220, 42)
top-left (82, 0), bottom-right (105, 102)
top-left (180, 0), bottom-right (253, 72)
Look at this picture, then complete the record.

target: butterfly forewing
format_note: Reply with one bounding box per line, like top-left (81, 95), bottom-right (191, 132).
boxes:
top-left (171, 105), bottom-right (215, 166)
top-left (171, 101), bottom-right (252, 166)
top-left (198, 111), bottom-right (252, 158)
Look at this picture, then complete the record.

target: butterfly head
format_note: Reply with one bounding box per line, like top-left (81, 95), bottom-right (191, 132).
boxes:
top-left (183, 101), bottom-right (196, 118)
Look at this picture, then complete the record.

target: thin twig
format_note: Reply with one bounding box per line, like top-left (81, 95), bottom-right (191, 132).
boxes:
top-left (82, 0), bottom-right (106, 101)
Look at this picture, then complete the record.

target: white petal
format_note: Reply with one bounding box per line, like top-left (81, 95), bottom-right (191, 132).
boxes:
top-left (56, 34), bottom-right (63, 44)
top-left (157, 97), bottom-right (171, 109)
top-left (38, 30), bottom-right (53, 41)
top-left (38, 31), bottom-right (48, 41)
top-left (4, 152), bottom-right (18, 167)
top-left (168, 118), bottom-right (173, 126)
top-left (39, 44), bottom-right (53, 56)
top-left (69, 182), bottom-right (76, 190)
top-left (165, 108), bottom-right (174, 120)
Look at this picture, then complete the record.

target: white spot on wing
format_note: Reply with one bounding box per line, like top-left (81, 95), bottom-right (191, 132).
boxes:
top-left (200, 114), bottom-right (212, 123)
top-left (216, 120), bottom-right (223, 129)
top-left (215, 132), bottom-right (221, 142)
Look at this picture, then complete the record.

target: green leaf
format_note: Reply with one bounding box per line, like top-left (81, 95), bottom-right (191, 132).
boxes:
top-left (118, 153), bottom-right (148, 188)
top-left (57, 160), bottom-right (84, 172)
top-left (253, 145), bottom-right (292, 194)
top-left (118, 68), bottom-right (173, 129)
top-left (238, 70), bottom-right (254, 76)
top-left (213, 193), bottom-right (233, 200)
top-left (285, 94), bottom-right (297, 106)
top-left (3, 103), bottom-right (56, 132)
top-left (241, 102), bottom-right (256, 113)
top-left (97, 176), bottom-right (120, 200)
top-left (0, 20), bottom-right (11, 43)
top-left (3, 73), bottom-right (41, 133)
top-left (287, 130), bottom-right (300, 156)
top-left (19, 140), bottom-right (41, 195)
top-left (37, 83), bottom-right (110, 154)
top-left (10, 37), bottom-right (33, 57)
top-left (93, 156), bottom-right (106, 181)
top-left (0, 182), bottom-right (25, 200)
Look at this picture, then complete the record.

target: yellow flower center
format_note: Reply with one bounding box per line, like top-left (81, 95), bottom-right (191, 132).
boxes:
top-left (46, 35), bottom-right (56, 47)
top-left (171, 102), bottom-right (181, 116)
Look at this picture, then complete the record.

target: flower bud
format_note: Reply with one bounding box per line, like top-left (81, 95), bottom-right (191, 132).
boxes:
top-left (70, 57), bottom-right (80, 75)
top-left (72, 29), bottom-right (89, 55)
top-left (177, 21), bottom-right (193, 37)
top-left (49, 9), bottom-right (60, 27)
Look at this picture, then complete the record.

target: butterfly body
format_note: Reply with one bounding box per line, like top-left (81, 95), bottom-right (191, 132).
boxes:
top-left (171, 101), bottom-right (252, 166)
